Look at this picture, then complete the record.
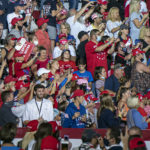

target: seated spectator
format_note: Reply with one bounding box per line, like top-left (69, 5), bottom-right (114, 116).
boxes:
top-left (23, 84), bottom-right (54, 125)
top-left (35, 18), bottom-right (51, 57)
top-left (104, 63), bottom-right (124, 95)
top-left (97, 94), bottom-right (122, 128)
top-left (0, 123), bottom-right (21, 149)
top-left (127, 96), bottom-right (150, 129)
top-left (59, 50), bottom-right (77, 75)
top-left (0, 91), bottom-right (18, 126)
top-left (99, 127), bottom-right (123, 150)
top-left (53, 39), bottom-right (76, 61)
top-left (73, 59), bottom-right (93, 87)
top-left (62, 89), bottom-right (86, 128)
top-left (104, 7), bottom-right (122, 38)
top-left (94, 66), bottom-right (106, 101)
top-left (73, 129), bottom-right (100, 150)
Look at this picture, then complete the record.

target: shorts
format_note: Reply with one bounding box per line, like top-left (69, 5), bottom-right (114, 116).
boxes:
top-left (47, 25), bottom-right (57, 40)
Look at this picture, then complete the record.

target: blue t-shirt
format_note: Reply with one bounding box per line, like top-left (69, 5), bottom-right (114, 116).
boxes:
top-left (73, 70), bottom-right (93, 82)
top-left (1, 146), bottom-right (20, 150)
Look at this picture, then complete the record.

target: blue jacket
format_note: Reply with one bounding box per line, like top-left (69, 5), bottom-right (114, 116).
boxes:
top-left (98, 108), bottom-right (121, 128)
top-left (62, 102), bottom-right (86, 128)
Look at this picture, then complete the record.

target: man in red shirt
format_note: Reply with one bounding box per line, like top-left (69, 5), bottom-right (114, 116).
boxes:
top-left (85, 29), bottom-right (114, 77)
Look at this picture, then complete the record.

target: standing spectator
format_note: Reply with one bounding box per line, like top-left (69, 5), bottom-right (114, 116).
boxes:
top-left (76, 31), bottom-right (89, 62)
top-left (97, 94), bottom-right (122, 128)
top-left (62, 89), bottom-right (86, 128)
top-left (0, 0), bottom-right (8, 40)
top-left (73, 59), bottom-right (93, 86)
top-left (131, 48), bottom-right (150, 95)
top-left (23, 84), bottom-right (54, 125)
top-left (35, 18), bottom-right (51, 57)
top-left (104, 63), bottom-right (124, 95)
top-left (42, 0), bottom-right (60, 53)
top-left (129, 0), bottom-right (149, 45)
top-left (94, 66), bottom-right (106, 101)
top-left (85, 29), bottom-right (114, 77)
top-left (127, 96), bottom-right (149, 129)
top-left (0, 91), bottom-right (18, 126)
top-left (105, 7), bottom-right (122, 38)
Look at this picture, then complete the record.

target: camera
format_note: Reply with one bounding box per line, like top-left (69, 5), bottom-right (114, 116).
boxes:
top-left (60, 135), bottom-right (69, 150)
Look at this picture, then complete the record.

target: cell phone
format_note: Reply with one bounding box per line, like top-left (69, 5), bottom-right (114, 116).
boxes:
top-left (61, 135), bottom-right (69, 150)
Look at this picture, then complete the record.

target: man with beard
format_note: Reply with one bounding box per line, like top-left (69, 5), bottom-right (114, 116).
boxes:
top-left (23, 84), bottom-right (54, 125)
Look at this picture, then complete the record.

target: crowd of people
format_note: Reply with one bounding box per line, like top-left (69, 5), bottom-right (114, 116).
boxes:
top-left (0, 0), bottom-right (149, 149)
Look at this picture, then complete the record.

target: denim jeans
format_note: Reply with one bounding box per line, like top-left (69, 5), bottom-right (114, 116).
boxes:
top-left (69, 0), bottom-right (79, 10)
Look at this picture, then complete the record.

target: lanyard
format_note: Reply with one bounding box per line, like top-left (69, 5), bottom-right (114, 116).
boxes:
top-left (35, 99), bottom-right (43, 118)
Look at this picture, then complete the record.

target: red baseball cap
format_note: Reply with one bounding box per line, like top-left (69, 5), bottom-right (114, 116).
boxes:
top-left (100, 90), bottom-right (115, 97)
top-left (4, 75), bottom-right (17, 84)
top-left (11, 17), bottom-right (23, 26)
top-left (98, 0), bottom-right (108, 5)
top-left (48, 121), bottom-right (60, 134)
top-left (41, 136), bottom-right (59, 150)
top-left (27, 120), bottom-right (39, 132)
top-left (143, 91), bottom-right (150, 99)
top-left (15, 81), bottom-right (30, 90)
top-left (58, 33), bottom-right (67, 39)
top-left (70, 89), bottom-right (85, 99)
top-left (129, 137), bottom-right (146, 150)
top-left (132, 48), bottom-right (145, 56)
top-left (72, 74), bottom-right (80, 81)
top-left (84, 94), bottom-right (98, 102)
top-left (59, 39), bottom-right (68, 45)
top-left (37, 18), bottom-right (49, 28)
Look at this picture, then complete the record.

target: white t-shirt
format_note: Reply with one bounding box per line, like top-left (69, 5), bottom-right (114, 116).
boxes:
top-left (105, 20), bottom-right (122, 38)
top-left (7, 12), bottom-right (23, 31)
top-left (23, 98), bottom-right (54, 122)
top-left (53, 45), bottom-right (76, 59)
top-left (66, 15), bottom-right (87, 47)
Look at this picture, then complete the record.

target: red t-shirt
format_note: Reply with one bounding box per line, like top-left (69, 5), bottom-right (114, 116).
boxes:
top-left (14, 62), bottom-right (30, 78)
top-left (35, 58), bottom-right (50, 70)
top-left (85, 41), bottom-right (97, 77)
top-left (58, 60), bottom-right (77, 74)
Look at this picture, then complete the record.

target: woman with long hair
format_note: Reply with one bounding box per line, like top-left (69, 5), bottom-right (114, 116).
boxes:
top-left (129, 0), bottom-right (149, 45)
top-left (105, 7), bottom-right (122, 38)
top-left (117, 87), bottom-right (131, 123)
top-left (97, 94), bottom-right (123, 128)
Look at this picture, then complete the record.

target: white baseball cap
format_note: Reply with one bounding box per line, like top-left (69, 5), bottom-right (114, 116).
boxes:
top-left (37, 68), bottom-right (50, 77)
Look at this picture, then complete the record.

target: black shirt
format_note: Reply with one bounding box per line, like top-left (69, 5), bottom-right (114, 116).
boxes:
top-left (43, 0), bottom-right (57, 27)
top-left (0, 104), bottom-right (17, 126)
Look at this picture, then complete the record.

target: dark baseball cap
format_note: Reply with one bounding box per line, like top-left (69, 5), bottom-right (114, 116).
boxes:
top-left (78, 31), bottom-right (88, 40)
top-left (120, 24), bottom-right (130, 30)
top-left (81, 129), bottom-right (100, 142)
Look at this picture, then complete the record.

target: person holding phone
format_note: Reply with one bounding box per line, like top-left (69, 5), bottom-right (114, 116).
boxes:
top-left (62, 89), bottom-right (86, 128)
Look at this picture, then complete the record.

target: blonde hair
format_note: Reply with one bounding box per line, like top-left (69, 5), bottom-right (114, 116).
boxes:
top-left (139, 26), bottom-right (150, 39)
top-left (129, 0), bottom-right (140, 15)
top-left (127, 96), bottom-right (139, 109)
top-left (107, 7), bottom-right (121, 22)
top-left (60, 22), bottom-right (71, 34)
top-left (97, 94), bottom-right (115, 118)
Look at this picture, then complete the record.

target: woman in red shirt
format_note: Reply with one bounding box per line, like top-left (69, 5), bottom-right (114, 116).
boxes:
top-left (58, 50), bottom-right (77, 75)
